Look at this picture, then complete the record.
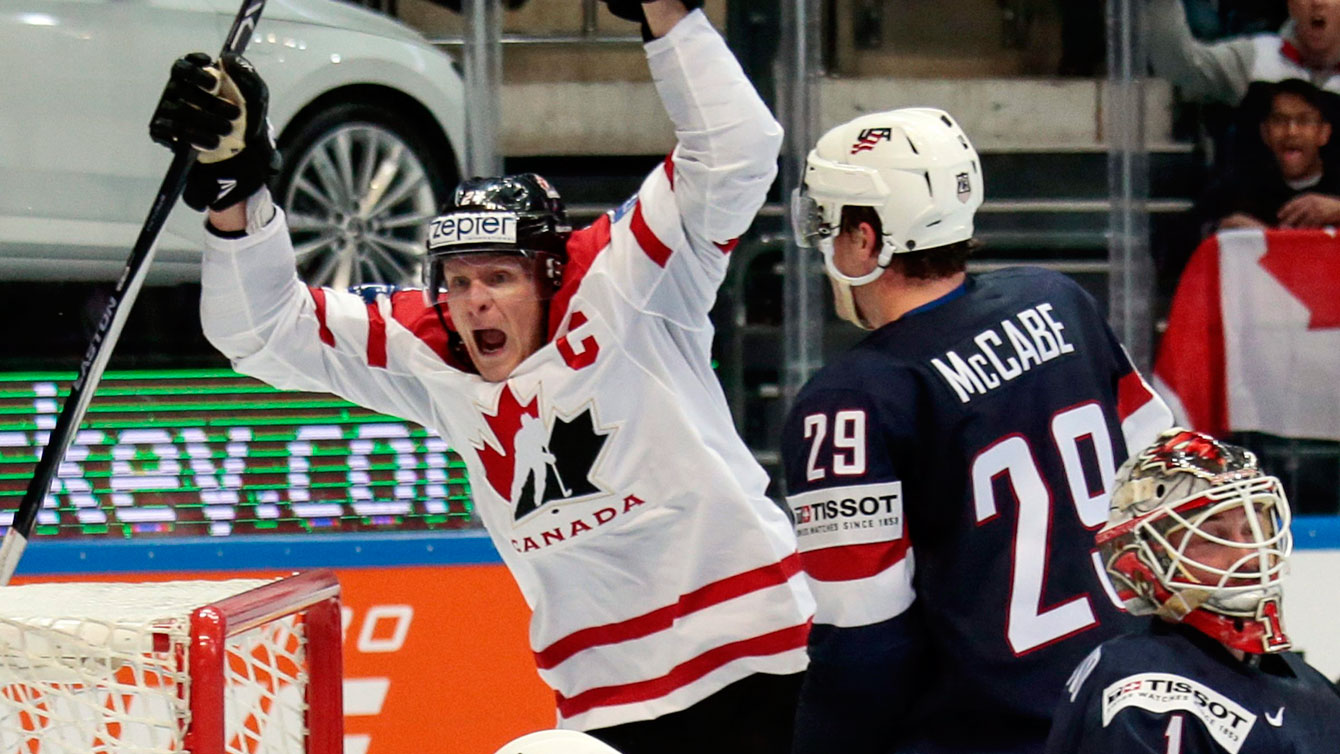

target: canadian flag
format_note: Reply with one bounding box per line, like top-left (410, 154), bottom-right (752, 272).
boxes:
top-left (1153, 229), bottom-right (1340, 441)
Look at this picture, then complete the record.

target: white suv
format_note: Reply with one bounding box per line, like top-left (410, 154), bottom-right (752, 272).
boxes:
top-left (1, 0), bottom-right (466, 287)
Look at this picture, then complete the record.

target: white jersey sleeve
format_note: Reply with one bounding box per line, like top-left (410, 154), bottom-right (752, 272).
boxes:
top-left (596, 10), bottom-right (782, 332)
top-left (200, 208), bottom-right (447, 435)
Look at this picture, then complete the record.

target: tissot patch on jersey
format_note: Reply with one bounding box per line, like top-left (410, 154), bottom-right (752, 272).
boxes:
top-left (1102, 673), bottom-right (1257, 753)
top-left (786, 481), bottom-right (903, 551)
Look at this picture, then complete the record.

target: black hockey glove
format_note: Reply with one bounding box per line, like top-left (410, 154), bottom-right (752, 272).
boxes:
top-left (149, 52), bottom-right (279, 212)
top-left (602, 0), bottom-right (703, 41)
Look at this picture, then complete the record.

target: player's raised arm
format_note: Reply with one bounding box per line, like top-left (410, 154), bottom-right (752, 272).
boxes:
top-left (150, 53), bottom-right (439, 428)
top-left (149, 53), bottom-right (278, 234)
top-left (608, 0), bottom-right (781, 245)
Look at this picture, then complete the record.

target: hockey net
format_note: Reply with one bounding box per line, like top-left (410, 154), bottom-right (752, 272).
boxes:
top-left (0, 570), bottom-right (341, 754)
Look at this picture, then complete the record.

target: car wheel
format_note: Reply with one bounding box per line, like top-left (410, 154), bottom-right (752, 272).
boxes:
top-left (273, 102), bottom-right (456, 289)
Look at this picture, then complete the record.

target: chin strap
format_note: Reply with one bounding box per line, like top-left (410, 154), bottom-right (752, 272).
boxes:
top-left (828, 276), bottom-right (873, 330)
top-left (818, 237), bottom-right (881, 329)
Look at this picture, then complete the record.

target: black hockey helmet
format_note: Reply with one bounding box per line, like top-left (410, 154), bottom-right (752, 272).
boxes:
top-left (423, 173), bottom-right (572, 299)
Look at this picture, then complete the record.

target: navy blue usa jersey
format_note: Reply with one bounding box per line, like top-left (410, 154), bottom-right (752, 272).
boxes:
top-left (1047, 619), bottom-right (1340, 753)
top-left (783, 268), bottom-right (1173, 754)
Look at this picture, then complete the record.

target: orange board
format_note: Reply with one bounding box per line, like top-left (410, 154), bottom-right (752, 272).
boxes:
top-left (14, 564), bottom-right (555, 754)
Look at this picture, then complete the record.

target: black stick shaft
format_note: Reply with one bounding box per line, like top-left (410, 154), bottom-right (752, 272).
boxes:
top-left (0, 0), bottom-right (268, 585)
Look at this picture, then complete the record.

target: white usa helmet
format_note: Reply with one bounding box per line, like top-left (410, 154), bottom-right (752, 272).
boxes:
top-left (792, 107), bottom-right (984, 287)
top-left (1097, 429), bottom-right (1293, 654)
top-left (492, 730), bottom-right (623, 754)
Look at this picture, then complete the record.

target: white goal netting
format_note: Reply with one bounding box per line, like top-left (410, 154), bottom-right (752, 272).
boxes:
top-left (0, 573), bottom-right (341, 754)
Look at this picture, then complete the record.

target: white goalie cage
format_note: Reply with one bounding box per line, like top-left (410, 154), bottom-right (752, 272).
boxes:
top-left (0, 570), bottom-right (342, 754)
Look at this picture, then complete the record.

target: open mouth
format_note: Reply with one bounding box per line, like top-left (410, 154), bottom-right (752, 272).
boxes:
top-left (1312, 14), bottom-right (1327, 30)
top-left (473, 328), bottom-right (508, 356)
top-left (1280, 146), bottom-right (1308, 162)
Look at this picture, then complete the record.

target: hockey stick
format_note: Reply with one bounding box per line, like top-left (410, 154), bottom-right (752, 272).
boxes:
top-left (0, 0), bottom-right (268, 585)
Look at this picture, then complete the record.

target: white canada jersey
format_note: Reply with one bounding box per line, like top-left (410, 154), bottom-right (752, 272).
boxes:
top-left (199, 11), bottom-right (813, 732)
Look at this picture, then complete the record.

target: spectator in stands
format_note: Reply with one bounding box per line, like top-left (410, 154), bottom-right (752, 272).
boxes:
top-left (1201, 78), bottom-right (1340, 229)
top-left (1179, 0), bottom-right (1289, 40)
top-left (1147, 0), bottom-right (1340, 104)
top-left (1055, 1), bottom-right (1287, 77)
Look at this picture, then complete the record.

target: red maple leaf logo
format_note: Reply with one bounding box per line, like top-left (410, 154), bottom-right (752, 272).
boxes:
top-left (1258, 232), bottom-right (1340, 330)
top-left (477, 385), bottom-right (540, 500)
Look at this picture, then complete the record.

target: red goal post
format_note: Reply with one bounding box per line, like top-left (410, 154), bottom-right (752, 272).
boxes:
top-left (0, 570), bottom-right (342, 754)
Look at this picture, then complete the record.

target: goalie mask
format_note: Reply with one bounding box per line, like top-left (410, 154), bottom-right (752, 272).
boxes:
top-left (1098, 428), bottom-right (1293, 654)
top-left (423, 172), bottom-right (572, 303)
top-left (791, 108), bottom-right (983, 328)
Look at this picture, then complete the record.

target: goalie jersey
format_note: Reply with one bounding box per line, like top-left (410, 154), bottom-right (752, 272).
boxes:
top-left (782, 267), bottom-right (1174, 753)
top-left (1046, 619), bottom-right (1340, 754)
top-left (198, 11), bottom-right (812, 732)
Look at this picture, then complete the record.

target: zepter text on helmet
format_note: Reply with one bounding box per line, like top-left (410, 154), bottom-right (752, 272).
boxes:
top-left (428, 212), bottom-right (519, 250)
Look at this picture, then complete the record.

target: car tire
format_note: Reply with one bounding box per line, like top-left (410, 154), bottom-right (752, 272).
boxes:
top-left (273, 101), bottom-right (457, 289)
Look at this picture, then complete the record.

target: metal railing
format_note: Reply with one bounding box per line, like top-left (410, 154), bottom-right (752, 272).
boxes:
top-left (425, 0), bottom-right (643, 47)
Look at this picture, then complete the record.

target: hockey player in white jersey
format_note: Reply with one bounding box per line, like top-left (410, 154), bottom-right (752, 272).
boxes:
top-left (147, 2), bottom-right (813, 752)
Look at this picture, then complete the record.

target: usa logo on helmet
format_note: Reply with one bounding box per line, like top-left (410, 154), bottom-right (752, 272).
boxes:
top-left (851, 128), bottom-right (892, 154)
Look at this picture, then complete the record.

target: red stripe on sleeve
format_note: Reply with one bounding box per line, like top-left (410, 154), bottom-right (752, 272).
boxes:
top-left (535, 553), bottom-right (802, 670)
top-left (662, 154), bottom-right (675, 189)
top-left (1116, 371), bottom-right (1154, 422)
top-left (307, 288), bottom-right (336, 347)
top-left (715, 239), bottom-right (739, 254)
top-left (1280, 40), bottom-right (1304, 64)
top-left (800, 539), bottom-right (910, 582)
top-left (366, 301), bottom-right (388, 368)
top-left (555, 622), bottom-right (810, 719)
top-left (631, 201), bottom-right (673, 268)
top-left (1153, 236), bottom-right (1227, 435)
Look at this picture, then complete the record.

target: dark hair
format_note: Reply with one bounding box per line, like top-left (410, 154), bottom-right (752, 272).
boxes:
top-left (1263, 78), bottom-right (1333, 123)
top-left (840, 206), bottom-right (975, 280)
